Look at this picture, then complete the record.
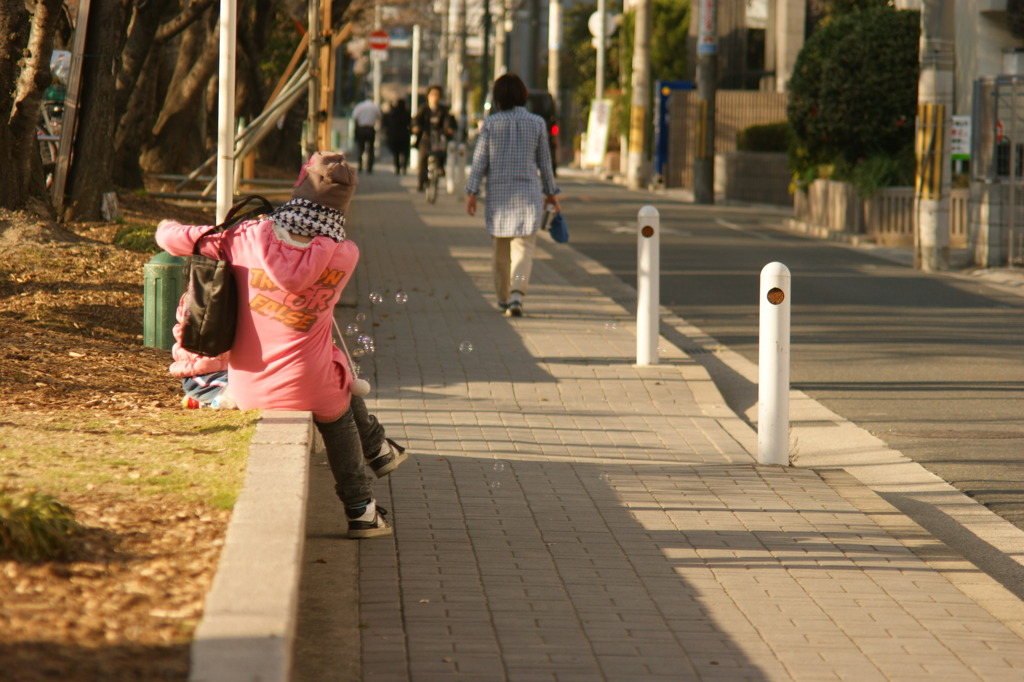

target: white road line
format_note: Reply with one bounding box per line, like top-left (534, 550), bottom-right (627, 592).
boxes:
top-left (715, 218), bottom-right (774, 240)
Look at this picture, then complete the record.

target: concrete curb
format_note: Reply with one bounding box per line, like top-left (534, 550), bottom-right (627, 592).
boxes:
top-left (189, 411), bottom-right (317, 682)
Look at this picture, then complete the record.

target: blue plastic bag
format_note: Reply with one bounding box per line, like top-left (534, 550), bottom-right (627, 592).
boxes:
top-left (549, 212), bottom-right (569, 243)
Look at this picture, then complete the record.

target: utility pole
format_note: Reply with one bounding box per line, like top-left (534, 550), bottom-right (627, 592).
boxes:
top-left (914, 0), bottom-right (954, 271)
top-left (372, 1), bottom-right (382, 106)
top-left (693, 0), bottom-right (717, 204)
top-left (483, 0), bottom-right (491, 94)
top-left (626, 0), bottom-right (651, 189)
top-left (304, 0), bottom-right (319, 161)
top-left (493, 0), bottom-right (506, 80)
top-left (548, 0), bottom-right (561, 97)
top-left (437, 0), bottom-right (449, 87)
top-left (596, 0), bottom-right (607, 98)
top-left (459, 0), bottom-right (468, 128)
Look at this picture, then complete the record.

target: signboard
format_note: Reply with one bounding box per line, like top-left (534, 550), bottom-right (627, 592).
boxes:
top-left (697, 0), bottom-right (717, 55)
top-left (368, 29), bottom-right (390, 50)
top-left (654, 80), bottom-right (695, 179)
top-left (951, 115), bottom-right (970, 160)
top-left (583, 99), bottom-right (613, 168)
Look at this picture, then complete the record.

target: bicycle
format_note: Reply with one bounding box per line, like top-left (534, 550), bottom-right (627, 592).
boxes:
top-left (424, 145), bottom-right (446, 204)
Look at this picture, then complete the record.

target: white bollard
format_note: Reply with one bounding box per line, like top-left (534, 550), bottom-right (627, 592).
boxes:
top-left (449, 142), bottom-right (467, 195)
top-left (445, 141), bottom-right (456, 194)
top-left (636, 205), bottom-right (660, 366)
top-left (758, 261), bottom-right (791, 465)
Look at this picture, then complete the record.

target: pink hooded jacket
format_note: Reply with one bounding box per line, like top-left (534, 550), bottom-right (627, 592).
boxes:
top-left (168, 292), bottom-right (228, 379)
top-left (156, 218), bottom-right (357, 421)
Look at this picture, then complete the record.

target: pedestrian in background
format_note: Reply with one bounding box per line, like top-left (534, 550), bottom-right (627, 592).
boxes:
top-left (351, 96), bottom-right (382, 174)
top-left (411, 85), bottom-right (457, 192)
top-left (385, 98), bottom-right (411, 175)
top-left (466, 73), bottom-right (560, 317)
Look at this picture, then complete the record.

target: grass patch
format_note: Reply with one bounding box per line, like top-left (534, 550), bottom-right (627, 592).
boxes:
top-left (0, 489), bottom-right (82, 561)
top-left (112, 222), bottom-right (161, 254)
top-left (0, 410), bottom-right (259, 510)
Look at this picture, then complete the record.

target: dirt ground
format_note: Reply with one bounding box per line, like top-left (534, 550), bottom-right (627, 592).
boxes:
top-left (0, 193), bottom-right (245, 681)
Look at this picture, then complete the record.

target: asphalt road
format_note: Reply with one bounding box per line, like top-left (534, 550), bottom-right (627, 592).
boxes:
top-left (559, 174), bottom-right (1024, 529)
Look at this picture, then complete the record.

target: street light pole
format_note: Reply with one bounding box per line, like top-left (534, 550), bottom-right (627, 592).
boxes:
top-left (217, 0), bottom-right (237, 223)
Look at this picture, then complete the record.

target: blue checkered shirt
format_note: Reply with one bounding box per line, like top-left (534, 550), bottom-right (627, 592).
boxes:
top-left (466, 107), bottom-right (559, 237)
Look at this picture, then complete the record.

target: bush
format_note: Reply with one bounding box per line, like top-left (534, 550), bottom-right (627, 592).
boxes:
top-left (788, 6), bottom-right (920, 187)
top-left (113, 222), bottom-right (161, 254)
top-left (0, 490), bottom-right (82, 562)
top-left (849, 151), bottom-right (916, 198)
top-left (737, 122), bottom-right (791, 152)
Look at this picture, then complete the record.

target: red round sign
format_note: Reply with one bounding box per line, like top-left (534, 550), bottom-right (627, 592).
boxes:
top-left (368, 30), bottom-right (390, 50)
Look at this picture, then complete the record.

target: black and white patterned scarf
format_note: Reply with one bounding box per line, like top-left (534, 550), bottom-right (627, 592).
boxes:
top-left (270, 198), bottom-right (347, 242)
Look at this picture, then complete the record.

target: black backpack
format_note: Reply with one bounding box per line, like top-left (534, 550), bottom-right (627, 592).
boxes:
top-left (180, 195), bottom-right (273, 357)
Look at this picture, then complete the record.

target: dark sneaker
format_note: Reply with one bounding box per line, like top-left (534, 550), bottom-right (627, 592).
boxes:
top-left (347, 502), bottom-right (392, 539)
top-left (498, 301), bottom-right (510, 313)
top-left (365, 438), bottom-right (408, 478)
top-left (505, 301), bottom-right (523, 317)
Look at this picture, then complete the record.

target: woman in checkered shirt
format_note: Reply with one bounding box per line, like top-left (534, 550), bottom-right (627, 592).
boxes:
top-left (466, 73), bottom-right (561, 317)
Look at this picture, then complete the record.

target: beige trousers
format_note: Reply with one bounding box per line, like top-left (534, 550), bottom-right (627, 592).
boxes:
top-left (492, 233), bottom-right (538, 303)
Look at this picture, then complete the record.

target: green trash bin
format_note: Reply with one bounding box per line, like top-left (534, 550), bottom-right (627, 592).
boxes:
top-left (143, 251), bottom-right (186, 350)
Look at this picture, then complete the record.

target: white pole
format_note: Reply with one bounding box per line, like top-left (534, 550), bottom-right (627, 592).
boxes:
top-left (596, 0), bottom-right (606, 99)
top-left (758, 261), bottom-right (791, 466)
top-left (373, 2), bottom-right (382, 107)
top-left (216, 0), bottom-right (237, 223)
top-left (410, 24), bottom-right (421, 171)
top-left (636, 205), bottom-right (660, 366)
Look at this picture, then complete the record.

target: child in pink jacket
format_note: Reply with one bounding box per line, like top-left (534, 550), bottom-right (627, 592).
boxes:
top-left (169, 290), bottom-right (233, 409)
top-left (155, 152), bottom-right (399, 538)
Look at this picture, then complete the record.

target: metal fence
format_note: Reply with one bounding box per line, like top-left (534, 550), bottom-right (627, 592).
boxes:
top-left (667, 90), bottom-right (789, 189)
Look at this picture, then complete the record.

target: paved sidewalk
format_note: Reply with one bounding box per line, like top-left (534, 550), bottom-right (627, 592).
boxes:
top-left (301, 172), bottom-right (1024, 681)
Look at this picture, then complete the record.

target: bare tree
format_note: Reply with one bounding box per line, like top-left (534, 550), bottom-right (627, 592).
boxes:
top-left (61, 0), bottom-right (132, 221)
top-left (0, 0), bottom-right (63, 211)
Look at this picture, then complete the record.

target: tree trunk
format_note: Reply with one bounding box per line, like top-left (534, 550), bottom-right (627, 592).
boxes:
top-left (0, 0), bottom-right (60, 211)
top-left (63, 0), bottom-right (132, 221)
top-left (113, 0), bottom-right (220, 187)
top-left (110, 1), bottom-right (164, 187)
top-left (10, 0), bottom-right (65, 209)
top-left (0, 0), bottom-right (29, 209)
top-left (142, 14), bottom-right (220, 174)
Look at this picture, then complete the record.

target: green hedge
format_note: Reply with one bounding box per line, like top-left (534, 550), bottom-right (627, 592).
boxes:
top-left (787, 6), bottom-right (920, 189)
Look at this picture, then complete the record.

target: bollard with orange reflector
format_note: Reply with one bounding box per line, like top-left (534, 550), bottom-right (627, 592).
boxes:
top-left (636, 205), bottom-right (660, 366)
top-left (758, 261), bottom-right (791, 465)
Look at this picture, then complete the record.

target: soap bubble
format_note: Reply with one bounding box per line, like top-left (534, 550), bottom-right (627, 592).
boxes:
top-left (395, 291), bottom-right (409, 304)
top-left (489, 481), bottom-right (501, 489)
top-left (369, 291), bottom-right (383, 304)
top-left (352, 347), bottom-right (366, 359)
top-left (604, 322), bottom-right (618, 330)
top-left (458, 341), bottom-right (474, 354)
top-left (357, 334), bottom-right (376, 354)
top-left (598, 472), bottom-right (610, 482)
top-left (493, 461), bottom-right (507, 472)
top-left (351, 362), bottom-right (362, 374)
top-left (345, 324), bottom-right (359, 337)
top-left (355, 313), bottom-right (367, 323)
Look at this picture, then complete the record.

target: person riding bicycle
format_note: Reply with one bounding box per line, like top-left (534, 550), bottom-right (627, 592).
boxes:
top-left (411, 85), bottom-right (457, 192)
